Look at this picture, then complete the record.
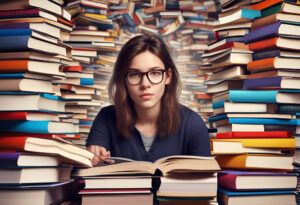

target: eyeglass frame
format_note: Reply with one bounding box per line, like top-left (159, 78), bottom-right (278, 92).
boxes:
top-left (125, 68), bottom-right (167, 85)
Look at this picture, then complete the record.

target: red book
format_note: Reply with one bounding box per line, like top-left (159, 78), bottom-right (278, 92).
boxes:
top-left (216, 131), bottom-right (291, 139)
top-left (218, 171), bottom-right (297, 191)
top-left (62, 65), bottom-right (82, 72)
top-left (0, 111), bottom-right (58, 121)
top-left (0, 133), bottom-right (81, 139)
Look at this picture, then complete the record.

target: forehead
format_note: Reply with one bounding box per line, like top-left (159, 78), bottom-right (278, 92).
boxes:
top-left (129, 51), bottom-right (164, 72)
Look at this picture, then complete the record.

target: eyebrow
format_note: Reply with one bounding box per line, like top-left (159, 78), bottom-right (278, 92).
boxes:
top-left (128, 66), bottom-right (164, 72)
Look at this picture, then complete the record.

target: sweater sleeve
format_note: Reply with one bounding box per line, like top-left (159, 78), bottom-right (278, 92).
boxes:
top-left (85, 107), bottom-right (112, 149)
top-left (185, 110), bottom-right (211, 156)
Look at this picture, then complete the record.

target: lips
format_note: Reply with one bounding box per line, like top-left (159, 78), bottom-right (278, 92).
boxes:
top-left (139, 93), bottom-right (153, 100)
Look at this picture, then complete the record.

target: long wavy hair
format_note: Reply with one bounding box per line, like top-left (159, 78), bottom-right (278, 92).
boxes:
top-left (108, 34), bottom-right (181, 138)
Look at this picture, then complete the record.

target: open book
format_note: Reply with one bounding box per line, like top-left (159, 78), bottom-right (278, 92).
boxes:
top-left (73, 155), bottom-right (220, 177)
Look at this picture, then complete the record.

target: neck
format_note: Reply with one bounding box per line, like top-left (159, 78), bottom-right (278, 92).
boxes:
top-left (135, 103), bottom-right (160, 126)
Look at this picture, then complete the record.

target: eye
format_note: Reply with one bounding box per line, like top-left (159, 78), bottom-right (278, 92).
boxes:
top-left (149, 70), bottom-right (162, 76)
top-left (128, 71), bottom-right (141, 78)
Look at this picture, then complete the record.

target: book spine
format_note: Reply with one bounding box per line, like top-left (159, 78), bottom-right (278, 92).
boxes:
top-left (0, 9), bottom-right (39, 19)
top-left (278, 104), bottom-right (300, 113)
top-left (247, 57), bottom-right (275, 72)
top-left (0, 153), bottom-right (19, 166)
top-left (252, 49), bottom-right (281, 60)
top-left (0, 36), bottom-right (30, 52)
top-left (249, 37), bottom-right (278, 52)
top-left (0, 29), bottom-right (33, 36)
top-left (243, 76), bottom-right (282, 89)
top-left (0, 112), bottom-right (27, 120)
top-left (80, 78), bottom-right (94, 86)
top-left (241, 8), bottom-right (261, 19)
top-left (244, 22), bottom-right (281, 43)
top-left (229, 118), bottom-right (299, 126)
top-left (228, 90), bottom-right (278, 103)
top-left (216, 131), bottom-right (290, 139)
top-left (0, 137), bottom-right (27, 150)
top-left (0, 121), bottom-right (50, 133)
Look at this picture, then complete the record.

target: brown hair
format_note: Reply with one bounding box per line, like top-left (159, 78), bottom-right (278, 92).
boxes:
top-left (108, 34), bottom-right (181, 138)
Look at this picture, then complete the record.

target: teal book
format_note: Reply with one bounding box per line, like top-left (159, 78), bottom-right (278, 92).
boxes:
top-left (0, 120), bottom-right (78, 134)
top-left (228, 90), bottom-right (300, 104)
top-left (229, 118), bottom-right (300, 125)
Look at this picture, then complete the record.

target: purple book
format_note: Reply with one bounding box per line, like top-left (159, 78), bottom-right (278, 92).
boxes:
top-left (243, 76), bottom-right (282, 89)
top-left (243, 22), bottom-right (281, 43)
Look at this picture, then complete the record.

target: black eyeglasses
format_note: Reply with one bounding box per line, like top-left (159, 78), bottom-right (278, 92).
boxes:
top-left (126, 69), bottom-right (167, 85)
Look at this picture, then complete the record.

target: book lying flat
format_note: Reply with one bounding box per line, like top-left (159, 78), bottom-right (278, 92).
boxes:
top-left (0, 136), bottom-right (93, 167)
top-left (218, 171), bottom-right (297, 191)
top-left (0, 179), bottom-right (83, 205)
top-left (218, 188), bottom-right (296, 205)
top-left (74, 155), bottom-right (220, 177)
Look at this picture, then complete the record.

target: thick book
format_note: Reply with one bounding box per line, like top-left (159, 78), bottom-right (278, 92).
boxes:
top-left (213, 102), bottom-right (277, 115)
top-left (244, 22), bottom-right (300, 43)
top-left (0, 8), bottom-right (57, 22)
top-left (247, 69), bottom-right (300, 79)
top-left (244, 76), bottom-right (300, 90)
top-left (218, 171), bottom-right (297, 191)
top-left (0, 0), bottom-right (62, 16)
top-left (157, 173), bottom-right (218, 198)
top-left (251, 13), bottom-right (300, 30)
top-left (0, 166), bottom-right (71, 184)
top-left (74, 155), bottom-right (220, 177)
top-left (211, 138), bottom-right (295, 155)
top-left (0, 179), bottom-right (83, 205)
top-left (0, 35), bottom-right (67, 56)
top-left (0, 112), bottom-right (59, 121)
top-left (0, 136), bottom-right (93, 167)
top-left (247, 57), bottom-right (300, 72)
top-left (0, 93), bottom-right (66, 112)
top-left (252, 49), bottom-right (300, 61)
top-left (248, 37), bottom-right (300, 52)
top-left (278, 104), bottom-right (300, 114)
top-left (228, 90), bottom-right (300, 104)
top-left (0, 78), bottom-right (54, 93)
top-left (0, 152), bottom-right (61, 167)
top-left (0, 120), bottom-right (79, 134)
top-left (0, 60), bottom-right (64, 77)
top-left (216, 154), bottom-right (294, 170)
top-left (218, 8), bottom-right (261, 25)
top-left (218, 188), bottom-right (296, 205)
top-left (217, 124), bottom-right (298, 134)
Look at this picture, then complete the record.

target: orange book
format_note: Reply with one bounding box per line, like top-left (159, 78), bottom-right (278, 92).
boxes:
top-left (0, 136), bottom-right (93, 167)
top-left (252, 0), bottom-right (283, 10)
top-left (216, 154), bottom-right (293, 170)
top-left (247, 57), bottom-right (275, 72)
top-left (0, 59), bottom-right (62, 76)
top-left (248, 37), bottom-right (278, 52)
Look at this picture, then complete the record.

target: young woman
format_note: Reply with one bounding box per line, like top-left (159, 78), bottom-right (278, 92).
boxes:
top-left (87, 34), bottom-right (210, 165)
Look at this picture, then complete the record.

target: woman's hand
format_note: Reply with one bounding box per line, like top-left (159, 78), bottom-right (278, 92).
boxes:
top-left (87, 145), bottom-right (114, 166)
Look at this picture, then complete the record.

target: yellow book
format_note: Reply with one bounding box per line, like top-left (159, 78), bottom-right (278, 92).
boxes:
top-left (216, 154), bottom-right (293, 170)
top-left (211, 138), bottom-right (295, 155)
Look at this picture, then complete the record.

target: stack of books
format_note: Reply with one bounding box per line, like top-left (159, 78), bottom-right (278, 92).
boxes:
top-left (73, 155), bottom-right (220, 205)
top-left (63, 0), bottom-right (118, 146)
top-left (205, 0), bottom-right (300, 204)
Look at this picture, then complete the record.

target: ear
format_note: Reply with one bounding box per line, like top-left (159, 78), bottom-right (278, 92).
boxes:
top-left (165, 68), bottom-right (172, 85)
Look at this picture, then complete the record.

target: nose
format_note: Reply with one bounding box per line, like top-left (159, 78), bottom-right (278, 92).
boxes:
top-left (140, 73), bottom-right (151, 87)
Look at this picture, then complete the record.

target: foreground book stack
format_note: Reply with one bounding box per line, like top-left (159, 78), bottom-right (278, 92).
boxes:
top-left (206, 0), bottom-right (300, 204)
top-left (73, 155), bottom-right (220, 205)
top-left (0, 137), bottom-right (93, 205)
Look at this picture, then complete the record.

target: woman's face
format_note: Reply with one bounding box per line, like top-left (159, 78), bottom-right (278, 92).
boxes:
top-left (126, 51), bottom-right (172, 111)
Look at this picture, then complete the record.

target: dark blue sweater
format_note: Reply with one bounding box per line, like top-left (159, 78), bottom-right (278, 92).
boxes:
top-left (86, 105), bottom-right (210, 162)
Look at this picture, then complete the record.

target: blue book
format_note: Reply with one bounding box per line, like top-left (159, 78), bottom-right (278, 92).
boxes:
top-left (252, 49), bottom-right (281, 60)
top-left (122, 13), bottom-right (136, 28)
top-left (80, 78), bottom-right (94, 86)
top-left (0, 120), bottom-right (77, 134)
top-left (243, 76), bottom-right (288, 90)
top-left (0, 35), bottom-right (31, 52)
top-left (228, 90), bottom-right (300, 103)
top-left (0, 29), bottom-right (33, 37)
top-left (219, 188), bottom-right (295, 196)
top-left (208, 114), bottom-right (228, 122)
top-left (244, 22), bottom-right (281, 43)
top-left (229, 118), bottom-right (300, 125)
